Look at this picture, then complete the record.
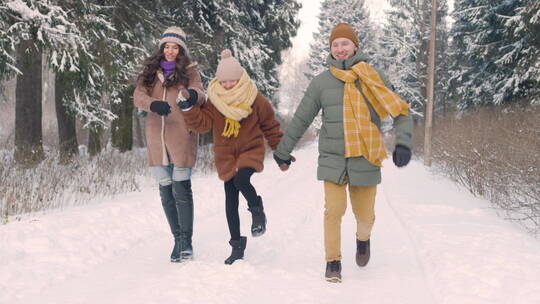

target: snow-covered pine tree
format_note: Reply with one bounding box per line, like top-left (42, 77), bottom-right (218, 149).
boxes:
top-left (2, 1), bottom-right (167, 158)
top-left (0, 0), bottom-right (85, 78)
top-left (246, 0), bottom-right (301, 106)
top-left (446, 0), bottom-right (476, 110)
top-left (306, 0), bottom-right (376, 80)
top-left (169, 0), bottom-right (300, 102)
top-left (0, 5), bottom-right (16, 87)
top-left (380, 3), bottom-right (422, 113)
top-left (448, 0), bottom-right (529, 109)
top-left (53, 0), bottom-right (171, 155)
top-left (2, 0), bottom-right (90, 163)
top-left (87, 1), bottom-right (164, 153)
top-left (166, 0), bottom-right (217, 82)
top-left (47, 0), bottom-right (159, 157)
top-left (502, 0), bottom-right (539, 105)
top-left (381, 0), bottom-right (449, 114)
top-left (434, 7), bottom-right (451, 114)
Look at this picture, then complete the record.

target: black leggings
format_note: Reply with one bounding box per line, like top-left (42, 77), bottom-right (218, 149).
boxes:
top-left (224, 168), bottom-right (259, 240)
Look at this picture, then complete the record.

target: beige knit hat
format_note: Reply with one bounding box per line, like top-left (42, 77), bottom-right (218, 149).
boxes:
top-left (329, 23), bottom-right (359, 48)
top-left (215, 49), bottom-right (244, 82)
top-left (159, 26), bottom-right (188, 54)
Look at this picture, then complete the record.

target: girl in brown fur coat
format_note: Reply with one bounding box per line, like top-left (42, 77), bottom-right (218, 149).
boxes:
top-left (179, 49), bottom-right (283, 265)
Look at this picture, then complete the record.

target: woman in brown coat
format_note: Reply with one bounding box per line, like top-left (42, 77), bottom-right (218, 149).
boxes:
top-left (133, 26), bottom-right (205, 263)
top-left (179, 49), bottom-right (282, 264)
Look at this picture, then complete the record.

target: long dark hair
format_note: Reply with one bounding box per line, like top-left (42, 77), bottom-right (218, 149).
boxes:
top-left (137, 43), bottom-right (192, 88)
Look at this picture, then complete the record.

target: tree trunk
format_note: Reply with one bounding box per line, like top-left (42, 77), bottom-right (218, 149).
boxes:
top-left (111, 86), bottom-right (134, 152)
top-left (14, 40), bottom-right (44, 166)
top-left (55, 72), bottom-right (78, 162)
top-left (424, 0), bottom-right (438, 167)
top-left (88, 126), bottom-right (103, 157)
top-left (133, 110), bottom-right (145, 147)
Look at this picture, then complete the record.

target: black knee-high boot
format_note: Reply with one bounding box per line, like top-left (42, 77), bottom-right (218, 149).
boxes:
top-left (172, 180), bottom-right (194, 260)
top-left (159, 185), bottom-right (181, 262)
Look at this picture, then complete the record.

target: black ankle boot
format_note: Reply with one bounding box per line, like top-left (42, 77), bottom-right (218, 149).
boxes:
top-left (356, 239), bottom-right (370, 267)
top-left (225, 236), bottom-right (247, 265)
top-left (248, 196), bottom-right (266, 237)
top-left (159, 185), bottom-right (181, 262)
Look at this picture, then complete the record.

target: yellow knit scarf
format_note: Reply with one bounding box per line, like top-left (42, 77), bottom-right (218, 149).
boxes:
top-left (329, 62), bottom-right (409, 166)
top-left (208, 70), bottom-right (258, 137)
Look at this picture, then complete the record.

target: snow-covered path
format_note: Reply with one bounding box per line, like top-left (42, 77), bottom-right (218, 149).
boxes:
top-left (2, 144), bottom-right (540, 304)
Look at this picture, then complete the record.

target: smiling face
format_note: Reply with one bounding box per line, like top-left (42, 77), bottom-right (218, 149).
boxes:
top-left (219, 79), bottom-right (239, 90)
top-left (330, 37), bottom-right (357, 60)
top-left (163, 42), bottom-right (180, 61)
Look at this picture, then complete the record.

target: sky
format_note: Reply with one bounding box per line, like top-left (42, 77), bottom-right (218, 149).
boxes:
top-left (3, 143), bottom-right (540, 303)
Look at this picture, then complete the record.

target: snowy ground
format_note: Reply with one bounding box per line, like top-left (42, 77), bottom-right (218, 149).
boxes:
top-left (2, 143), bottom-right (540, 304)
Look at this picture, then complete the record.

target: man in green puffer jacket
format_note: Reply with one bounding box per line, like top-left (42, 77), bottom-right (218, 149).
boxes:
top-left (274, 23), bottom-right (413, 283)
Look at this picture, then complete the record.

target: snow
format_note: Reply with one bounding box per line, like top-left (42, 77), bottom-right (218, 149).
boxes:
top-left (5, 0), bottom-right (44, 20)
top-left (2, 143), bottom-right (540, 304)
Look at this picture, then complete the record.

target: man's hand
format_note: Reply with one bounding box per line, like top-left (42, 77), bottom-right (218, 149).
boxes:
top-left (392, 145), bottom-right (411, 167)
top-left (273, 153), bottom-right (296, 171)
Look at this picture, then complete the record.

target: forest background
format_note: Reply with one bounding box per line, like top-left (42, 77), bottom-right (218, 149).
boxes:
top-left (0, 0), bottom-right (538, 234)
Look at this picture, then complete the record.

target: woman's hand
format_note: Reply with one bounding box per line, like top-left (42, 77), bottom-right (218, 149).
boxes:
top-left (177, 89), bottom-right (198, 110)
top-left (150, 100), bottom-right (171, 116)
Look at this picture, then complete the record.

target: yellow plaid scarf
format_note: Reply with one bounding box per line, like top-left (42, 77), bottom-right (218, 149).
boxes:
top-left (329, 62), bottom-right (409, 166)
top-left (208, 69), bottom-right (258, 137)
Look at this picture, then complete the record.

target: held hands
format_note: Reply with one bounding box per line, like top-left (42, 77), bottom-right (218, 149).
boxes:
top-left (177, 89), bottom-right (199, 110)
top-left (392, 144), bottom-right (411, 167)
top-left (150, 100), bottom-right (171, 116)
top-left (273, 153), bottom-right (296, 171)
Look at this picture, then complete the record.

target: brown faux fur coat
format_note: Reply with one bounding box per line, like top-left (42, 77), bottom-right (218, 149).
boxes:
top-left (183, 93), bottom-right (282, 181)
top-left (133, 66), bottom-right (205, 167)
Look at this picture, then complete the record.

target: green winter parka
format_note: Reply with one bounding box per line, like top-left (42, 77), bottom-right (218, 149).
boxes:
top-left (274, 52), bottom-right (413, 186)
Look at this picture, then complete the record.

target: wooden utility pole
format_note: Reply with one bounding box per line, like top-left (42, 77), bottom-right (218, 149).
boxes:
top-left (424, 0), bottom-right (437, 167)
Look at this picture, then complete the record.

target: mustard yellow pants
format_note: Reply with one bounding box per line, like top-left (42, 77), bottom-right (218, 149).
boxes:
top-left (324, 178), bottom-right (377, 262)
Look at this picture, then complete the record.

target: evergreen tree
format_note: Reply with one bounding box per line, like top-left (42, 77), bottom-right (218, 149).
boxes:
top-left (81, 1), bottom-right (163, 153)
top-left (446, 0), bottom-right (476, 109)
top-left (2, 0), bottom-right (89, 164)
top-left (447, 0), bottom-right (536, 109)
top-left (249, 0), bottom-right (302, 104)
top-left (306, 0), bottom-right (376, 80)
top-left (0, 4), bottom-right (16, 85)
top-left (504, 0), bottom-right (540, 104)
top-left (380, 2), bottom-right (422, 112)
top-left (381, 0), bottom-right (449, 114)
top-left (169, 0), bottom-right (301, 101)
top-left (1, 1), bottom-right (301, 156)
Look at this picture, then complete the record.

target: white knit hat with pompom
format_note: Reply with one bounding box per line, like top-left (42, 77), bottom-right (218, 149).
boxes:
top-left (215, 49), bottom-right (244, 81)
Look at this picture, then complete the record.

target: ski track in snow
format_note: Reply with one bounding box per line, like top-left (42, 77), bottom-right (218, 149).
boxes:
top-left (2, 143), bottom-right (540, 304)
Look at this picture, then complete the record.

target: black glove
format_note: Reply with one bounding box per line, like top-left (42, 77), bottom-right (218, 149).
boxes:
top-left (150, 100), bottom-right (171, 116)
top-left (273, 153), bottom-right (296, 171)
top-left (177, 89), bottom-right (198, 110)
top-left (392, 144), bottom-right (411, 167)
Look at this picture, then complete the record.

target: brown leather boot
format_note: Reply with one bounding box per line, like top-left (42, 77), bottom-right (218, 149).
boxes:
top-left (356, 239), bottom-right (370, 267)
top-left (325, 260), bottom-right (342, 283)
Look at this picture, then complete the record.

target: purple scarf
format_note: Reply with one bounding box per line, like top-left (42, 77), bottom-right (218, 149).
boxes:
top-left (160, 59), bottom-right (176, 79)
